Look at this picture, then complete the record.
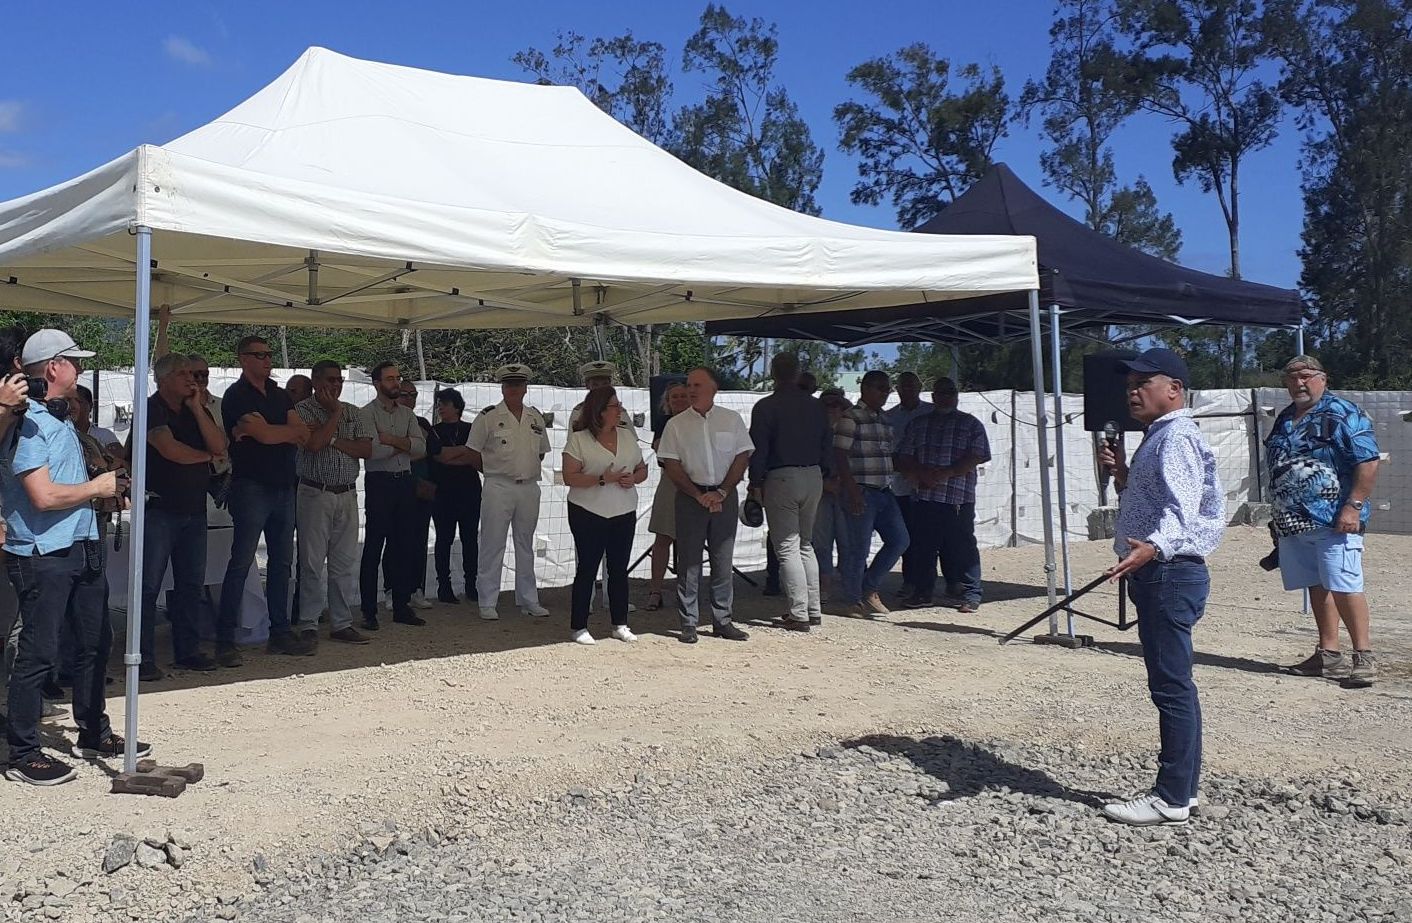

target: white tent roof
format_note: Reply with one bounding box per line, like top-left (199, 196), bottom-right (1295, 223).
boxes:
top-left (0, 47), bottom-right (1037, 329)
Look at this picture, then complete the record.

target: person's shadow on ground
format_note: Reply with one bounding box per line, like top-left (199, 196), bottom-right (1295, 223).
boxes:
top-left (840, 733), bottom-right (1116, 809)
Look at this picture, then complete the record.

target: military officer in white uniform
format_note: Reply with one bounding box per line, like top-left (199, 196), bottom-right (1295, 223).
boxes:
top-left (568, 361), bottom-right (639, 439)
top-left (468, 364), bottom-right (551, 620)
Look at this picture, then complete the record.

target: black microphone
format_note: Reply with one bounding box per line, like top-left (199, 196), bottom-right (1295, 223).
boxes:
top-left (1100, 420), bottom-right (1119, 491)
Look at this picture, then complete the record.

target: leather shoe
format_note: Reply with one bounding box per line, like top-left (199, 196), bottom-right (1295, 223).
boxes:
top-left (393, 610), bottom-right (427, 626)
top-left (775, 617), bottom-right (810, 632)
top-left (712, 623), bottom-right (750, 641)
top-left (678, 628), bottom-right (699, 644)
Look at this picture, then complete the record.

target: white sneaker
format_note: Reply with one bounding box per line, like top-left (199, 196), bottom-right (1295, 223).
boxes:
top-left (478, 607), bottom-right (501, 621)
top-left (1101, 793), bottom-right (1190, 826)
top-left (380, 593), bottom-right (393, 611)
top-left (571, 629), bottom-right (596, 645)
top-left (611, 625), bottom-right (638, 643)
top-left (410, 591), bottom-right (433, 610)
top-left (522, 604), bottom-right (551, 617)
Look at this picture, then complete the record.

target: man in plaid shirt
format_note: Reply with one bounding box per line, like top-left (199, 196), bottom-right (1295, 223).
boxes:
top-left (896, 377), bottom-right (991, 612)
top-left (834, 370), bottom-right (910, 616)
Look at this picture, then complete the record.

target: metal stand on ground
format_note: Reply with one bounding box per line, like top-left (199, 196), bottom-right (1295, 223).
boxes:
top-left (999, 572), bottom-right (1131, 646)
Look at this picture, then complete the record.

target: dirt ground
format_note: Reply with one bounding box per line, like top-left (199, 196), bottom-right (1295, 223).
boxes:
top-left (3, 525), bottom-right (1410, 905)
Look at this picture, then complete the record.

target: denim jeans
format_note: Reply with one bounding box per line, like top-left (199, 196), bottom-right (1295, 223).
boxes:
top-left (840, 487), bottom-right (910, 603)
top-left (141, 508), bottom-right (208, 666)
top-left (911, 500), bottom-right (982, 604)
top-left (218, 479), bottom-right (295, 647)
top-left (811, 491), bottom-right (853, 578)
top-left (5, 543), bottom-right (112, 763)
top-left (1127, 558), bottom-right (1209, 807)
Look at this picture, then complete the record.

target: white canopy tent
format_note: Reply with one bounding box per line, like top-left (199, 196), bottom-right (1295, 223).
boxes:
top-left (0, 47), bottom-right (1039, 773)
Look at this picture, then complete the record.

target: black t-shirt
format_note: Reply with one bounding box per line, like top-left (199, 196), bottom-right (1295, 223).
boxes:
top-left (147, 394), bottom-right (212, 516)
top-left (430, 420), bottom-right (480, 491)
top-left (221, 376), bottom-right (296, 487)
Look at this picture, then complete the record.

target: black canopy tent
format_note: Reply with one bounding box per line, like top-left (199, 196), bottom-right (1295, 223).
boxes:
top-left (707, 163), bottom-right (1303, 636)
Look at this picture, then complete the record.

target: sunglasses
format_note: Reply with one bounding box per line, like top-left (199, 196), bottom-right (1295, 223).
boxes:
top-left (191, 370), bottom-right (210, 380)
top-left (241, 351), bottom-right (275, 361)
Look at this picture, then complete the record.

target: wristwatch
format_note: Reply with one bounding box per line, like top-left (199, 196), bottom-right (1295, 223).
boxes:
top-left (1347, 499), bottom-right (1365, 511)
top-left (597, 475), bottom-right (606, 487)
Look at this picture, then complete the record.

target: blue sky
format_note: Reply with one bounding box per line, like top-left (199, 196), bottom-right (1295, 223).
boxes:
top-left (0, 0), bottom-right (1304, 290)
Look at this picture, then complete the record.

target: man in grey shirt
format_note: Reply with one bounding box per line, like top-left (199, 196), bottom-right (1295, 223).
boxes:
top-left (748, 353), bottom-right (833, 630)
top-left (359, 361), bottom-right (426, 629)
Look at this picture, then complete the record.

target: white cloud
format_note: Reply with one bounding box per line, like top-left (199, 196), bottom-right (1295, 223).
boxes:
top-left (0, 101), bottom-right (22, 134)
top-left (164, 35), bottom-right (212, 67)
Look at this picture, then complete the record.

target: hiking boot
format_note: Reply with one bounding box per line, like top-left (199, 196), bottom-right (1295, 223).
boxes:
top-left (216, 647), bottom-right (244, 669)
top-left (5, 753), bottom-right (77, 786)
top-left (864, 592), bottom-right (890, 616)
top-left (330, 627), bottom-right (371, 645)
top-left (1343, 651), bottom-right (1377, 689)
top-left (1285, 647), bottom-right (1349, 679)
top-left (73, 733), bottom-right (152, 761)
top-left (267, 631), bottom-right (315, 656)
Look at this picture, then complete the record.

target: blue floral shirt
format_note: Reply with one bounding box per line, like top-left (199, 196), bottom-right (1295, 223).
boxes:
top-left (1265, 393), bottom-right (1379, 537)
top-left (1114, 409), bottom-right (1225, 561)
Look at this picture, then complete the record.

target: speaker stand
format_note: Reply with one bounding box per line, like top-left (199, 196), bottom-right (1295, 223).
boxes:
top-left (999, 571), bottom-right (1132, 646)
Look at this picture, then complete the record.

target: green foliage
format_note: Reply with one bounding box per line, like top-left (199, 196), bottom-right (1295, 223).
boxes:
top-left (1265, 0), bottom-right (1412, 389)
top-left (835, 44), bottom-right (1010, 229)
top-left (1023, 0), bottom-right (1183, 260)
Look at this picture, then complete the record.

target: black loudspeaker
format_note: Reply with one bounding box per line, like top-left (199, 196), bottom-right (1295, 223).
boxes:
top-left (1083, 351), bottom-right (1141, 433)
top-left (648, 374), bottom-right (687, 438)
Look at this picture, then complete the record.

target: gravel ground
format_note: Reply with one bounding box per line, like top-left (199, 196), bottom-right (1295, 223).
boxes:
top-left (178, 736), bottom-right (1412, 923)
top-left (2, 527), bottom-right (1411, 923)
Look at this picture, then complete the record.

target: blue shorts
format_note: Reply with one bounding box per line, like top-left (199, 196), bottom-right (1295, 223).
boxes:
top-left (1278, 528), bottom-right (1364, 593)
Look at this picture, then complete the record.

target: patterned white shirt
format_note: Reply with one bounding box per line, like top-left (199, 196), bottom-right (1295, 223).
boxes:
top-left (1115, 409), bottom-right (1226, 561)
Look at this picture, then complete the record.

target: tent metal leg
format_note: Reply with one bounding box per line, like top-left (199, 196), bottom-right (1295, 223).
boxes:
top-left (123, 226), bottom-right (154, 774)
top-left (1048, 304), bottom-right (1074, 636)
top-left (1295, 323), bottom-right (1305, 355)
top-left (1027, 292), bottom-right (1059, 622)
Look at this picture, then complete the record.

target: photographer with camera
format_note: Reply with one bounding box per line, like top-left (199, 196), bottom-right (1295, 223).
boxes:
top-left (2, 330), bottom-right (146, 786)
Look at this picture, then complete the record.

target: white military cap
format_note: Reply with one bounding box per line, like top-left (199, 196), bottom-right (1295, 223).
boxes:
top-left (494, 363), bottom-right (532, 383)
top-left (578, 360), bottom-right (617, 383)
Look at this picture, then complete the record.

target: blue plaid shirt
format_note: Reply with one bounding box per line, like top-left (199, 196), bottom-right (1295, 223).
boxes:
top-left (895, 409), bottom-right (991, 505)
top-left (1265, 393), bottom-right (1379, 536)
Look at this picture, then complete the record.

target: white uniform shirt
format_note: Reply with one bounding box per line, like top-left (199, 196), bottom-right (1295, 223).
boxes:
top-left (564, 428), bottom-right (643, 519)
top-left (657, 404), bottom-right (753, 487)
top-left (469, 401), bottom-right (550, 482)
top-left (361, 399), bottom-right (425, 474)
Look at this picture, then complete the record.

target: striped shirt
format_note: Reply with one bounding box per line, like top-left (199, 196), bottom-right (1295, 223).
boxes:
top-left (834, 404), bottom-right (894, 489)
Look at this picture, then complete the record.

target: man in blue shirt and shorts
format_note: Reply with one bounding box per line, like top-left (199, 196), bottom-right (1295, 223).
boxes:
top-left (1267, 355), bottom-right (1381, 688)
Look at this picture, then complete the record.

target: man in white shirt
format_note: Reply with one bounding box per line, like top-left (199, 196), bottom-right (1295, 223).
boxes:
top-left (359, 361), bottom-right (427, 630)
top-left (467, 364), bottom-right (552, 620)
top-left (657, 366), bottom-right (754, 644)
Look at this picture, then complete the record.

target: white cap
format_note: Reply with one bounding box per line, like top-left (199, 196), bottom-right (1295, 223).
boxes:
top-left (21, 329), bottom-right (95, 367)
top-left (579, 360), bottom-right (617, 383)
top-left (494, 363), bottom-right (532, 383)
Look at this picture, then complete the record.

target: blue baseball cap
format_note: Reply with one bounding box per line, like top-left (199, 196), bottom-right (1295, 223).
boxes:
top-left (1116, 347), bottom-right (1190, 387)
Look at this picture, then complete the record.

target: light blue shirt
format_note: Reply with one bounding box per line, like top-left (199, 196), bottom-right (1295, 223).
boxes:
top-left (1114, 409), bottom-right (1225, 561)
top-left (883, 400), bottom-right (932, 496)
top-left (1, 400), bottom-right (99, 555)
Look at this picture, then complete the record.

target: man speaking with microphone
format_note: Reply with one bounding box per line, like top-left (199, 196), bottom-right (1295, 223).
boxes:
top-left (1098, 348), bottom-right (1225, 826)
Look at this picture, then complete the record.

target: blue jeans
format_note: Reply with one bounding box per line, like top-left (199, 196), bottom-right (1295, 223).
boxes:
top-left (912, 500), bottom-right (982, 604)
top-left (218, 479), bottom-right (295, 647)
top-left (140, 509), bottom-right (208, 666)
top-left (841, 487), bottom-right (910, 603)
top-left (812, 492), bottom-right (852, 578)
top-left (1127, 558), bottom-right (1209, 807)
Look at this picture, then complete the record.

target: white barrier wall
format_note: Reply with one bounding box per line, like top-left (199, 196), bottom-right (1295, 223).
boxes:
top-left (90, 371), bottom-right (1411, 596)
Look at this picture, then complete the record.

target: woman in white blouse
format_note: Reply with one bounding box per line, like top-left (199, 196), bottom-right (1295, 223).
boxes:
top-left (562, 387), bottom-right (649, 644)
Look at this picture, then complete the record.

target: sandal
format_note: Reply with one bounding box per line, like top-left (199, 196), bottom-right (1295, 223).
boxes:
top-left (644, 590), bottom-right (664, 611)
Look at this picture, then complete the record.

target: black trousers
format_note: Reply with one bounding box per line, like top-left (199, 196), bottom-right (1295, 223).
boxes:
top-left (433, 484), bottom-right (481, 595)
top-left (361, 473), bottom-right (417, 616)
top-left (5, 543), bottom-right (112, 763)
top-left (567, 504), bottom-right (634, 632)
top-left (909, 501), bottom-right (982, 603)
